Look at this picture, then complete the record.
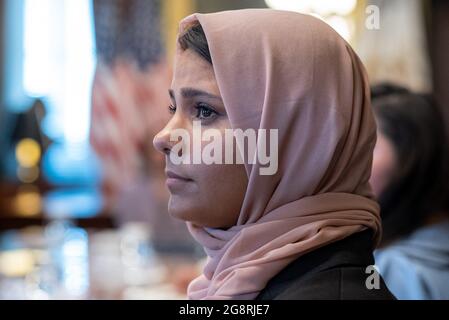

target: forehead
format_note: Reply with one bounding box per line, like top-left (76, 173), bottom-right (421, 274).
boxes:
top-left (172, 49), bottom-right (219, 93)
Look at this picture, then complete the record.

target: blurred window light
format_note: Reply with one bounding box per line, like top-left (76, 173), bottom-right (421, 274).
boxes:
top-left (265, 0), bottom-right (357, 15)
top-left (264, 0), bottom-right (357, 41)
top-left (43, 188), bottom-right (103, 219)
top-left (313, 0), bottom-right (357, 16)
top-left (327, 15), bottom-right (353, 42)
top-left (23, 0), bottom-right (95, 144)
top-left (61, 228), bottom-right (89, 298)
top-left (265, 0), bottom-right (315, 13)
top-left (41, 143), bottom-right (101, 186)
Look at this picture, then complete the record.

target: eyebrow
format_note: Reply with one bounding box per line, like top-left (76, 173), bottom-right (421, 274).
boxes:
top-left (168, 88), bottom-right (221, 101)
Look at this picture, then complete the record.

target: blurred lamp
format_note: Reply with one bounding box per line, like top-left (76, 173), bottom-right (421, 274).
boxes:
top-left (17, 166), bottom-right (40, 183)
top-left (15, 138), bottom-right (41, 168)
top-left (0, 249), bottom-right (35, 277)
top-left (13, 185), bottom-right (42, 217)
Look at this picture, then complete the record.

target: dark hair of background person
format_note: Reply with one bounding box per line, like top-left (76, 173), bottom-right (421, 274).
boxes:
top-left (371, 83), bottom-right (449, 245)
top-left (178, 23), bottom-right (212, 64)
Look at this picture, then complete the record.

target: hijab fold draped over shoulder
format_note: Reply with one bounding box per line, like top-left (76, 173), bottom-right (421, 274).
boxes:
top-left (177, 9), bottom-right (381, 300)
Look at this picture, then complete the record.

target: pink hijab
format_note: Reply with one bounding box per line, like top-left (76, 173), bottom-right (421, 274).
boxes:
top-left (178, 9), bottom-right (381, 300)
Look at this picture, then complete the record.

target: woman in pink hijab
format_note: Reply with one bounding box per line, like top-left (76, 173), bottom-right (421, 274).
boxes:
top-left (154, 9), bottom-right (395, 300)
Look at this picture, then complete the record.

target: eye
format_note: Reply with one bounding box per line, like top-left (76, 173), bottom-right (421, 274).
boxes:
top-left (168, 104), bottom-right (176, 114)
top-left (195, 103), bottom-right (218, 120)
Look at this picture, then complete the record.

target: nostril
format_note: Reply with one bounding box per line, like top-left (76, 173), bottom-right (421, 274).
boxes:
top-left (176, 146), bottom-right (182, 157)
top-left (163, 147), bottom-right (171, 156)
top-left (153, 131), bottom-right (169, 155)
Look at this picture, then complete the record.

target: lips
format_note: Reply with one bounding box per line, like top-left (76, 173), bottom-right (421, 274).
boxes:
top-left (166, 170), bottom-right (192, 181)
top-left (165, 169), bottom-right (193, 192)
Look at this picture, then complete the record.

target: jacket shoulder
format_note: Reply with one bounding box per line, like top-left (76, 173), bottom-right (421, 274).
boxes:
top-left (261, 265), bottom-right (395, 300)
top-left (256, 230), bottom-right (396, 300)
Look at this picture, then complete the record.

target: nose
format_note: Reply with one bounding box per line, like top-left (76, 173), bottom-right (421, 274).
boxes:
top-left (153, 126), bottom-right (172, 156)
top-left (153, 116), bottom-right (186, 157)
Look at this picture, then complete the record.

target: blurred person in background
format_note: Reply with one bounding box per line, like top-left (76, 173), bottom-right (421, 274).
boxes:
top-left (371, 83), bottom-right (449, 299)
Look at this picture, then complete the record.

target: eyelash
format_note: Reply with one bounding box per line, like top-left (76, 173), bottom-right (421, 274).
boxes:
top-left (195, 103), bottom-right (218, 120)
top-left (168, 103), bottom-right (219, 120)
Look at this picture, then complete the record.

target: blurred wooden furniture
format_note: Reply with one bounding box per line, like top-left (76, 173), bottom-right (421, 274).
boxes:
top-left (0, 182), bottom-right (115, 231)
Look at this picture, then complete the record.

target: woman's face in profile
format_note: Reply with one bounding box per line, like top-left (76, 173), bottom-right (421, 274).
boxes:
top-left (153, 49), bottom-right (247, 228)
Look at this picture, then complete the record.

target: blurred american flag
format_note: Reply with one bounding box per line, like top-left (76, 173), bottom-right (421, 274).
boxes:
top-left (90, 0), bottom-right (171, 207)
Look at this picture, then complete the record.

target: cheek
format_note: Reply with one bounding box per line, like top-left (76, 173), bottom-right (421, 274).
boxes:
top-left (165, 114), bottom-right (248, 227)
top-left (169, 163), bottom-right (247, 228)
top-left (370, 137), bottom-right (397, 197)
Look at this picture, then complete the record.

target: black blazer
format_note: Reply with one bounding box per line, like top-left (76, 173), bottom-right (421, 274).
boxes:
top-left (256, 230), bottom-right (396, 300)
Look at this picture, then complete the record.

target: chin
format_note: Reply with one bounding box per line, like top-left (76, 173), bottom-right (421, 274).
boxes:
top-left (167, 196), bottom-right (220, 228)
top-left (168, 195), bottom-right (199, 222)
